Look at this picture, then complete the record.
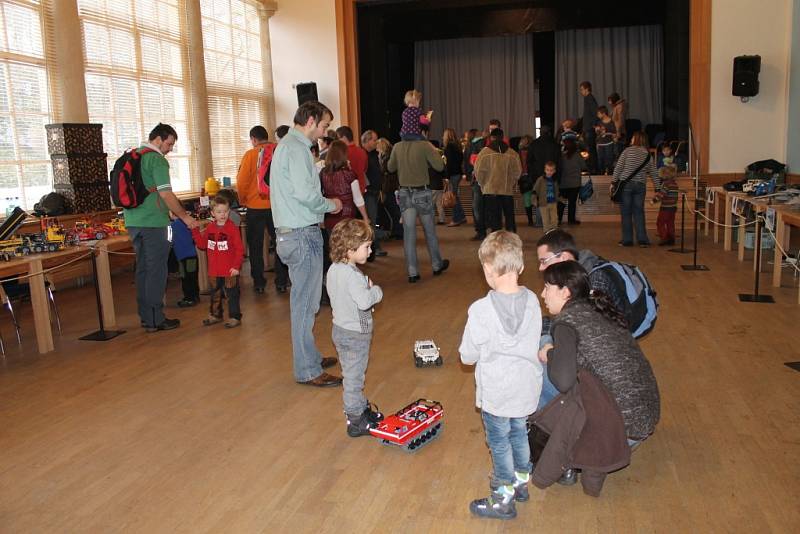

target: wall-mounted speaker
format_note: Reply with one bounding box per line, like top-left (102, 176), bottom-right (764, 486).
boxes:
top-left (732, 55), bottom-right (761, 98)
top-left (296, 82), bottom-right (318, 105)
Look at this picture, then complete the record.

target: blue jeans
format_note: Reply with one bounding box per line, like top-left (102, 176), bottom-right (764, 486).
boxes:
top-left (471, 180), bottom-right (485, 236)
top-left (482, 411), bottom-right (532, 488)
top-left (620, 180), bottom-right (650, 245)
top-left (449, 174), bottom-right (467, 223)
top-left (276, 225), bottom-right (325, 382)
top-left (128, 226), bottom-right (171, 327)
top-left (397, 188), bottom-right (443, 277)
top-left (537, 365), bottom-right (560, 411)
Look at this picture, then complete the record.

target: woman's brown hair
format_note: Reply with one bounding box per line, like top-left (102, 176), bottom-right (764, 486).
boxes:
top-left (323, 140), bottom-right (349, 174)
top-left (630, 131), bottom-right (649, 148)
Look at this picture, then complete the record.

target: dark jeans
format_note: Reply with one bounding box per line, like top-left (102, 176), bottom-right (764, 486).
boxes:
top-left (597, 144), bottom-right (615, 174)
top-left (557, 187), bottom-right (580, 224)
top-left (209, 275), bottom-right (241, 320)
top-left (364, 190), bottom-right (384, 249)
top-left (179, 257), bottom-right (199, 301)
top-left (129, 226), bottom-right (171, 327)
top-left (583, 130), bottom-right (597, 173)
top-left (483, 194), bottom-right (516, 233)
top-left (471, 180), bottom-right (485, 237)
top-left (449, 174), bottom-right (467, 223)
top-left (383, 190), bottom-right (403, 239)
top-left (246, 208), bottom-right (288, 289)
top-left (620, 180), bottom-right (650, 245)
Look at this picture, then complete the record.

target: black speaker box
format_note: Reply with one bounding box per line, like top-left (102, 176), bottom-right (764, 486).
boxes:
top-left (732, 55), bottom-right (761, 97)
top-left (296, 82), bottom-right (318, 105)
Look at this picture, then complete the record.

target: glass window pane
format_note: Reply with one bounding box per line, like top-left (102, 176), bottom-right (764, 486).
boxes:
top-left (85, 73), bottom-right (112, 115)
top-left (9, 64), bottom-right (48, 112)
top-left (0, 164), bottom-right (20, 190)
top-left (4, 3), bottom-right (44, 57)
top-left (21, 163), bottom-right (50, 187)
top-left (0, 116), bottom-right (15, 160)
top-left (14, 116), bottom-right (48, 160)
top-left (0, 64), bottom-right (9, 112)
top-left (82, 22), bottom-right (111, 66)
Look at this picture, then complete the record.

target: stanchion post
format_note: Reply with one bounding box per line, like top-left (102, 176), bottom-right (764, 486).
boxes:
top-left (80, 245), bottom-right (125, 341)
top-left (739, 216), bottom-right (774, 303)
top-left (669, 193), bottom-right (692, 254)
top-left (681, 185), bottom-right (709, 271)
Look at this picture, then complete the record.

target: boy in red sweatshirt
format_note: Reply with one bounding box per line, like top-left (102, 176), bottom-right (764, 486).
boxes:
top-left (192, 195), bottom-right (245, 328)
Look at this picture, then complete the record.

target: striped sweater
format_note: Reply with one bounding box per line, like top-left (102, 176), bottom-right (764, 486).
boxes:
top-left (613, 146), bottom-right (660, 188)
top-left (657, 177), bottom-right (679, 209)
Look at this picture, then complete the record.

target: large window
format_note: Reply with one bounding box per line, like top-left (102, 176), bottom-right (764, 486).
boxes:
top-left (0, 0), bottom-right (53, 209)
top-left (201, 0), bottom-right (267, 182)
top-left (78, 0), bottom-right (193, 191)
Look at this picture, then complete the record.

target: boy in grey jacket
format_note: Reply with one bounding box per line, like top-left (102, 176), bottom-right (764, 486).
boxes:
top-left (327, 219), bottom-right (384, 437)
top-left (459, 230), bottom-right (543, 520)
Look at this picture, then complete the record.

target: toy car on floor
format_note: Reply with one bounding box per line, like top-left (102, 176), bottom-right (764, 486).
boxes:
top-left (369, 399), bottom-right (443, 452)
top-left (414, 339), bottom-right (442, 367)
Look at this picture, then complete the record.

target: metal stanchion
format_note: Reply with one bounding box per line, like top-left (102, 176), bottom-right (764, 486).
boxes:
top-left (669, 193), bottom-right (692, 254)
top-left (681, 184), bottom-right (709, 271)
top-left (79, 246), bottom-right (125, 341)
top-left (738, 216), bottom-right (774, 303)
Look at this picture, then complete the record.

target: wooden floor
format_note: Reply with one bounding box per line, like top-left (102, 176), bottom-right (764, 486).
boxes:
top-left (0, 222), bottom-right (798, 533)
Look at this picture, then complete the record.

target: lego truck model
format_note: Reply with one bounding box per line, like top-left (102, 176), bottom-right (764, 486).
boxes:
top-left (369, 399), bottom-right (444, 452)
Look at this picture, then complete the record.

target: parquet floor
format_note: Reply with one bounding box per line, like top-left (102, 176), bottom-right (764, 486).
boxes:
top-left (0, 222), bottom-right (798, 533)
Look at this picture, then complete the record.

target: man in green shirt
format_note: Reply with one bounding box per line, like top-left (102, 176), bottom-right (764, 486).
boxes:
top-left (123, 123), bottom-right (198, 332)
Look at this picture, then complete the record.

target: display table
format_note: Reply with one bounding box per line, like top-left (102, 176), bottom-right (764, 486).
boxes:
top-left (0, 247), bottom-right (93, 354)
top-left (771, 206), bottom-right (800, 303)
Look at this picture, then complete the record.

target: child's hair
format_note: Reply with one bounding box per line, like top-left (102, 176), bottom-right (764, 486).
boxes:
top-left (518, 134), bottom-right (534, 150)
top-left (597, 105), bottom-right (609, 116)
top-left (659, 165), bottom-right (677, 179)
top-left (544, 160), bottom-right (557, 171)
top-left (478, 230), bottom-right (524, 276)
top-left (322, 140), bottom-right (349, 174)
top-left (661, 144), bottom-right (673, 153)
top-left (330, 219), bottom-right (374, 263)
top-left (212, 194), bottom-right (231, 209)
top-left (404, 89), bottom-right (422, 106)
top-left (543, 261), bottom-right (628, 329)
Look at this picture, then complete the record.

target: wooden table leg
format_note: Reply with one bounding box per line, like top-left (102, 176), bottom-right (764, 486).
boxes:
top-left (96, 243), bottom-right (116, 328)
top-left (28, 258), bottom-right (54, 354)
top-left (198, 248), bottom-right (209, 293)
top-left (738, 215), bottom-right (746, 262)
top-left (724, 195), bottom-right (733, 251)
top-left (772, 214), bottom-right (785, 287)
top-left (713, 192), bottom-right (720, 243)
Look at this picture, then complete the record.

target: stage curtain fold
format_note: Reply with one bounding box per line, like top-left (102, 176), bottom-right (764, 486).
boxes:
top-left (555, 25), bottom-right (663, 130)
top-left (414, 34), bottom-right (536, 141)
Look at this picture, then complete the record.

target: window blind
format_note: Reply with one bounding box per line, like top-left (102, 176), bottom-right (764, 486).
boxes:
top-left (201, 0), bottom-right (269, 183)
top-left (78, 0), bottom-right (194, 192)
top-left (0, 0), bottom-right (53, 209)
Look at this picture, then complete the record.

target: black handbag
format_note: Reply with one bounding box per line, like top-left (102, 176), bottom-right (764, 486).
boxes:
top-left (610, 156), bottom-right (650, 203)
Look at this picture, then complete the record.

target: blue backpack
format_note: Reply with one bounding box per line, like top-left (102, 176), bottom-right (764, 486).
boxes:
top-left (590, 260), bottom-right (658, 338)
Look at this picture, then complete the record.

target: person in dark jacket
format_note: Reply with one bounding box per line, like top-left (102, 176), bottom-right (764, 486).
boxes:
top-left (558, 138), bottom-right (587, 225)
top-left (539, 260), bottom-right (660, 446)
top-left (580, 81), bottom-right (598, 173)
top-left (442, 128), bottom-right (466, 226)
top-left (527, 125), bottom-right (561, 183)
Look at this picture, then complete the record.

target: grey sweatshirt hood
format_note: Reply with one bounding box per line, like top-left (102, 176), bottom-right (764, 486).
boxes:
top-left (577, 248), bottom-right (600, 270)
top-left (489, 289), bottom-right (530, 336)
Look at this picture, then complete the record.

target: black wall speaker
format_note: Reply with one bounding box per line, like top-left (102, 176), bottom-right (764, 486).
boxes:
top-left (296, 82), bottom-right (318, 105)
top-left (732, 55), bottom-right (761, 98)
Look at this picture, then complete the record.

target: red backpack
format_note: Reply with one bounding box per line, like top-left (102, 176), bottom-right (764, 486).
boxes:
top-left (256, 143), bottom-right (277, 196)
top-left (110, 147), bottom-right (156, 208)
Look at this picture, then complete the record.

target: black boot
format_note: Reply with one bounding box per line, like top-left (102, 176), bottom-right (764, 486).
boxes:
top-left (346, 411), bottom-right (373, 438)
top-left (525, 206), bottom-right (534, 227)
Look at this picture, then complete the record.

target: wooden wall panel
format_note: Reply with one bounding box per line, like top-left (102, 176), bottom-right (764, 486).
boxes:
top-left (335, 0), bottom-right (360, 136)
top-left (689, 0), bottom-right (711, 174)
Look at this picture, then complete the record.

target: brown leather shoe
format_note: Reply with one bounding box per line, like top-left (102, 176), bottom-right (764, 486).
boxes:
top-left (321, 357), bottom-right (338, 368)
top-left (300, 372), bottom-right (342, 387)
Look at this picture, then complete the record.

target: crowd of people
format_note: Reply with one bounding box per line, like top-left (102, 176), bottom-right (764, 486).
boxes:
top-left (121, 87), bottom-right (666, 522)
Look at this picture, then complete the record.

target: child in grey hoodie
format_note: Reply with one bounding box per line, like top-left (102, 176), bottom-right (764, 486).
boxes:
top-left (459, 230), bottom-right (543, 520)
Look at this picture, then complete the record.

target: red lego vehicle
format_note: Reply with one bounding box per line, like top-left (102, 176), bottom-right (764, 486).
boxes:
top-left (70, 219), bottom-right (111, 241)
top-left (369, 399), bottom-right (444, 452)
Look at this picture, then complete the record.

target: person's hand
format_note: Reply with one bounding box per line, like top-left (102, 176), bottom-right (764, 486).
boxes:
top-left (367, 276), bottom-right (373, 288)
top-left (539, 344), bottom-right (553, 363)
top-left (329, 197), bottom-right (343, 214)
top-left (229, 268), bottom-right (239, 276)
top-left (182, 214), bottom-right (199, 229)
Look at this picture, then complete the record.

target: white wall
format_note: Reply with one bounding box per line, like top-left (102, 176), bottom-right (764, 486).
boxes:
top-left (268, 0), bottom-right (341, 128)
top-left (708, 0), bottom-right (794, 173)
top-left (787, 0), bottom-right (800, 174)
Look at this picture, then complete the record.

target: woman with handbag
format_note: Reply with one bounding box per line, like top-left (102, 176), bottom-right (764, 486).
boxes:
top-left (611, 132), bottom-right (659, 247)
top-left (442, 128), bottom-right (466, 226)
